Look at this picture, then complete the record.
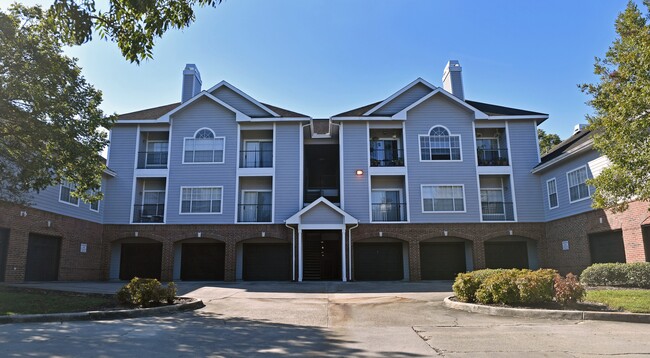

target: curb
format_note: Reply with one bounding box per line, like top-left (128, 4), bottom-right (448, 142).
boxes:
top-left (443, 296), bottom-right (650, 323)
top-left (0, 297), bottom-right (204, 325)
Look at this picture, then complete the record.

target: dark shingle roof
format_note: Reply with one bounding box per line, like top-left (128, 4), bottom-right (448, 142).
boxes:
top-left (261, 103), bottom-right (310, 118)
top-left (538, 129), bottom-right (593, 166)
top-left (465, 100), bottom-right (547, 117)
top-left (117, 101), bottom-right (309, 120)
top-left (332, 101), bottom-right (383, 117)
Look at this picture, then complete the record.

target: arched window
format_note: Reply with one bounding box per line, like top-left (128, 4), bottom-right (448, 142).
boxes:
top-left (419, 126), bottom-right (461, 161)
top-left (183, 128), bottom-right (225, 163)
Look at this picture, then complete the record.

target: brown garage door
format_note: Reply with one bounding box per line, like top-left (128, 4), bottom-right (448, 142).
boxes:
top-left (119, 243), bottom-right (163, 280)
top-left (354, 242), bottom-right (404, 281)
top-left (181, 242), bottom-right (225, 281)
top-left (25, 234), bottom-right (61, 281)
top-left (589, 230), bottom-right (626, 264)
top-left (0, 228), bottom-right (8, 282)
top-left (485, 241), bottom-right (529, 269)
top-left (243, 243), bottom-right (291, 281)
top-left (420, 242), bottom-right (466, 280)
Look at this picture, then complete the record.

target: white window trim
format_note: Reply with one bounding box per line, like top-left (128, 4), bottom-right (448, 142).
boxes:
top-left (179, 186), bottom-right (224, 215)
top-left (546, 178), bottom-right (558, 209)
top-left (566, 165), bottom-right (591, 204)
top-left (418, 125), bottom-right (463, 162)
top-left (480, 186), bottom-right (507, 220)
top-left (238, 189), bottom-right (273, 223)
top-left (89, 186), bottom-right (101, 212)
top-left (369, 137), bottom-right (403, 167)
top-left (182, 127), bottom-right (226, 165)
top-left (58, 181), bottom-right (80, 207)
top-left (420, 184), bottom-right (467, 213)
top-left (241, 139), bottom-right (273, 168)
top-left (369, 188), bottom-right (406, 223)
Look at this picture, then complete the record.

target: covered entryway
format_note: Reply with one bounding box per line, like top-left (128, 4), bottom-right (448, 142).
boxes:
top-left (25, 234), bottom-right (61, 281)
top-left (114, 239), bottom-right (163, 280)
top-left (484, 237), bottom-right (538, 269)
top-left (179, 241), bottom-right (225, 281)
top-left (589, 230), bottom-right (626, 264)
top-left (353, 239), bottom-right (405, 281)
top-left (420, 238), bottom-right (471, 280)
top-left (242, 242), bottom-right (291, 281)
top-left (0, 228), bottom-right (8, 282)
top-left (303, 231), bottom-right (342, 281)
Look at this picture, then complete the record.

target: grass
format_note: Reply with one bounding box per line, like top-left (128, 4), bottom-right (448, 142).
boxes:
top-left (0, 286), bottom-right (117, 315)
top-left (585, 289), bottom-right (650, 313)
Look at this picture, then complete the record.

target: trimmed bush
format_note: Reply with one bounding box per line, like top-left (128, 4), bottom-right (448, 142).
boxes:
top-left (116, 277), bottom-right (177, 308)
top-left (475, 270), bottom-right (520, 305)
top-left (516, 269), bottom-right (556, 304)
top-left (580, 262), bottom-right (650, 288)
top-left (452, 269), bottom-right (503, 303)
top-left (554, 273), bottom-right (586, 304)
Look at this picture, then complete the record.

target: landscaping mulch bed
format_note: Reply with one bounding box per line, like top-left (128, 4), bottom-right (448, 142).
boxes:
top-left (448, 296), bottom-right (619, 312)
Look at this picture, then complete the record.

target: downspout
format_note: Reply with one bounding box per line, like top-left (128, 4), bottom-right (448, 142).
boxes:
top-left (348, 222), bottom-right (359, 281)
top-left (285, 222), bottom-right (296, 281)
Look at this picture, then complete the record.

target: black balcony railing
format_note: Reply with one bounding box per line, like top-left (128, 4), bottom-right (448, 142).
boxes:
top-left (481, 201), bottom-right (514, 221)
top-left (238, 204), bottom-right (272, 222)
top-left (371, 203), bottom-right (407, 222)
top-left (304, 174), bottom-right (339, 204)
top-left (133, 204), bottom-right (165, 223)
top-left (370, 149), bottom-right (405, 167)
top-left (137, 151), bottom-right (168, 169)
top-left (477, 148), bottom-right (509, 166)
top-left (240, 149), bottom-right (273, 168)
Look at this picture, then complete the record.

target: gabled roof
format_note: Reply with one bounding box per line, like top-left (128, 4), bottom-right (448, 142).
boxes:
top-left (465, 100), bottom-right (548, 117)
top-left (393, 88), bottom-right (489, 120)
top-left (285, 197), bottom-right (358, 225)
top-left (262, 103), bottom-right (309, 118)
top-left (159, 91), bottom-right (251, 122)
top-left (207, 81), bottom-right (281, 117)
top-left (362, 78), bottom-right (437, 116)
top-left (531, 129), bottom-right (594, 173)
top-left (117, 103), bottom-right (181, 120)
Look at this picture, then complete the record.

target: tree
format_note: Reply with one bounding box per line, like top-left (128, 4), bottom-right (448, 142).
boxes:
top-left (46, 0), bottom-right (222, 63)
top-left (0, 5), bottom-right (114, 203)
top-left (580, 1), bottom-right (650, 212)
top-left (537, 128), bottom-right (562, 155)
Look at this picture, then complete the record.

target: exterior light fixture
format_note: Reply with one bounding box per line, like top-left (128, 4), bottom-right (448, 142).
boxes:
top-left (355, 169), bottom-right (364, 176)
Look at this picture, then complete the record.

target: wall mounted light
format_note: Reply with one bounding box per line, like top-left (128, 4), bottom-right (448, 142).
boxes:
top-left (355, 169), bottom-right (364, 176)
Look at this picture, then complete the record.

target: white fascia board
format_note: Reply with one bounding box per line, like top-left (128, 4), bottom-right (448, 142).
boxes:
top-left (363, 78), bottom-right (437, 116)
top-left (488, 115), bottom-right (549, 120)
top-left (158, 91), bottom-right (251, 122)
top-left (115, 119), bottom-right (161, 124)
top-left (531, 139), bottom-right (594, 174)
top-left (332, 116), bottom-right (400, 121)
top-left (205, 80), bottom-right (280, 117)
top-left (285, 197), bottom-right (359, 225)
top-left (393, 88), bottom-right (489, 120)
top-left (103, 168), bottom-right (117, 177)
top-left (247, 117), bottom-right (311, 122)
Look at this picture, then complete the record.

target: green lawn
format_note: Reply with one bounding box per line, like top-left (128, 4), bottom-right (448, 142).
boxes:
top-left (0, 286), bottom-right (116, 315)
top-left (586, 290), bottom-right (650, 313)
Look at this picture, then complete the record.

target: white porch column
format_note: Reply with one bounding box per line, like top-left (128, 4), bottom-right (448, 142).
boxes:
top-left (341, 228), bottom-right (347, 282)
top-left (298, 228), bottom-right (303, 282)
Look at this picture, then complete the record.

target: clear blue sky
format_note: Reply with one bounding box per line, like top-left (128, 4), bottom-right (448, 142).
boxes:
top-left (12, 0), bottom-right (636, 139)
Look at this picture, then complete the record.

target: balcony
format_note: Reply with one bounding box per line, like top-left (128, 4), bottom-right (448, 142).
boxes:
top-left (137, 151), bottom-right (168, 169)
top-left (370, 148), bottom-right (404, 167)
top-left (133, 204), bottom-right (165, 223)
top-left (240, 149), bottom-right (273, 168)
top-left (481, 201), bottom-right (514, 221)
top-left (371, 203), bottom-right (407, 222)
top-left (477, 148), bottom-right (509, 166)
top-left (238, 204), bottom-right (272, 223)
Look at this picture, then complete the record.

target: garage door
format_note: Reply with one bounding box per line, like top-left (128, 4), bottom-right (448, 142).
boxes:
top-left (119, 243), bottom-right (163, 280)
top-left (354, 242), bottom-right (403, 281)
top-left (243, 243), bottom-right (291, 281)
top-left (485, 241), bottom-right (529, 269)
top-left (181, 243), bottom-right (225, 281)
top-left (25, 234), bottom-right (61, 281)
top-left (0, 228), bottom-right (8, 282)
top-left (420, 242), bottom-right (466, 280)
top-left (589, 230), bottom-right (626, 264)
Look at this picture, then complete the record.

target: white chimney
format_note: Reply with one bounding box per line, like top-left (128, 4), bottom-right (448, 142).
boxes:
top-left (181, 64), bottom-right (202, 103)
top-left (573, 124), bottom-right (587, 134)
top-left (442, 60), bottom-right (464, 100)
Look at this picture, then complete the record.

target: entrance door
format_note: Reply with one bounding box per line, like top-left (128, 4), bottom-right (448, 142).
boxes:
top-left (242, 243), bottom-right (291, 281)
top-left (119, 243), bottom-right (163, 280)
top-left (354, 242), bottom-right (404, 281)
top-left (181, 242), bottom-right (225, 281)
top-left (0, 228), bottom-right (8, 282)
top-left (303, 231), bottom-right (341, 281)
top-left (485, 241), bottom-right (529, 269)
top-left (25, 234), bottom-right (61, 281)
top-left (420, 242), bottom-right (466, 280)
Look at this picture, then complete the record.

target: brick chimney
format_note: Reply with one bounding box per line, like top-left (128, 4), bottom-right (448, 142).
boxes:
top-left (181, 64), bottom-right (202, 103)
top-left (442, 60), bottom-right (464, 100)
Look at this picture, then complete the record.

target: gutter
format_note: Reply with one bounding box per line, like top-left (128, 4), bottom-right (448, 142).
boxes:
top-left (531, 139), bottom-right (594, 174)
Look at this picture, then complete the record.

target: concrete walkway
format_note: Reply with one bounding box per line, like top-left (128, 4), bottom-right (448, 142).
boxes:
top-left (2, 281), bottom-right (650, 357)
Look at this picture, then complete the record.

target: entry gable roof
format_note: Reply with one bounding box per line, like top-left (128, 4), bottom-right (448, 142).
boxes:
top-left (206, 81), bottom-right (280, 118)
top-left (285, 197), bottom-right (359, 225)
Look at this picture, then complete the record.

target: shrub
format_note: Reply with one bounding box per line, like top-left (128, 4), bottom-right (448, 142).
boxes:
top-left (580, 262), bottom-right (650, 288)
top-left (554, 273), bottom-right (586, 304)
top-left (452, 269), bottom-right (503, 303)
top-left (516, 269), bottom-right (556, 304)
top-left (475, 270), bottom-right (520, 305)
top-left (116, 277), bottom-right (177, 308)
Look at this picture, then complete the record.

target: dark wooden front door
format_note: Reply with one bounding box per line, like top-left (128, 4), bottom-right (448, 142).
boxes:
top-left (485, 241), bottom-right (529, 269)
top-left (0, 228), bottom-right (8, 282)
top-left (181, 243), bottom-right (225, 281)
top-left (354, 242), bottom-right (403, 281)
top-left (589, 230), bottom-right (626, 264)
top-left (420, 242), bottom-right (466, 280)
top-left (25, 234), bottom-right (61, 281)
top-left (303, 231), bottom-right (341, 281)
top-left (119, 243), bottom-right (163, 280)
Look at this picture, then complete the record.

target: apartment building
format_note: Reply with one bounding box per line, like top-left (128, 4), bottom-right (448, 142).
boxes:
top-left (0, 61), bottom-right (647, 283)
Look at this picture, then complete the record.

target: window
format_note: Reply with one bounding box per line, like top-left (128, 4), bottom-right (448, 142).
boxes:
top-left (184, 128), bottom-right (225, 163)
top-left (567, 166), bottom-right (590, 202)
top-left (422, 185), bottom-right (465, 212)
top-left (241, 141), bottom-right (273, 168)
top-left (547, 178), bottom-right (558, 209)
top-left (419, 126), bottom-right (461, 161)
top-left (370, 139), bottom-right (403, 167)
top-left (90, 200), bottom-right (100, 212)
top-left (371, 190), bottom-right (405, 221)
top-left (181, 187), bottom-right (222, 214)
top-left (239, 191), bottom-right (272, 222)
top-left (59, 180), bottom-right (79, 206)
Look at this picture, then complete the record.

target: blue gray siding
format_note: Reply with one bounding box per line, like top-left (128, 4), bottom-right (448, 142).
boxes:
top-left (274, 123), bottom-right (301, 222)
top-left (341, 122), bottom-right (370, 222)
top-left (31, 177), bottom-right (107, 223)
top-left (508, 121), bottom-right (544, 222)
top-left (211, 86), bottom-right (271, 118)
top-left (374, 83), bottom-right (433, 116)
top-left (103, 124), bottom-right (139, 224)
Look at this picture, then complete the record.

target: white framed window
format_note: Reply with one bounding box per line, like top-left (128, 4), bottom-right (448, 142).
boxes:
top-left (59, 180), bottom-right (79, 206)
top-left (183, 128), bottom-right (225, 164)
top-left (546, 178), bottom-right (558, 209)
top-left (239, 190), bottom-right (272, 222)
top-left (89, 186), bottom-right (101, 212)
top-left (567, 166), bottom-right (590, 203)
top-left (419, 126), bottom-right (461, 161)
top-left (371, 189), bottom-right (405, 221)
top-left (421, 185), bottom-right (465, 213)
top-left (180, 187), bottom-right (223, 214)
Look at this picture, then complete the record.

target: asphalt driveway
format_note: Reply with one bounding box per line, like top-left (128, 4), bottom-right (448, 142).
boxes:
top-left (2, 281), bottom-right (650, 357)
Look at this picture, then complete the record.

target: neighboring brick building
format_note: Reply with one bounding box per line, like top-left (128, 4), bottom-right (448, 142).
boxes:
top-left (0, 61), bottom-right (647, 283)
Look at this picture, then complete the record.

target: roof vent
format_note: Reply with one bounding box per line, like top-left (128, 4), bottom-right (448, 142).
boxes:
top-left (573, 124), bottom-right (587, 134)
